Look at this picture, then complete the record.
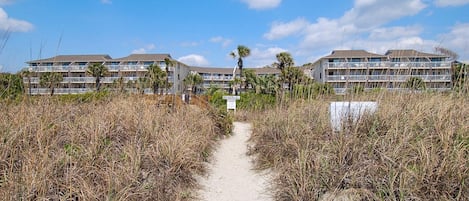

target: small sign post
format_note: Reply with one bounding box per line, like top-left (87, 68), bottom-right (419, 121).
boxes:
top-left (222, 96), bottom-right (241, 112)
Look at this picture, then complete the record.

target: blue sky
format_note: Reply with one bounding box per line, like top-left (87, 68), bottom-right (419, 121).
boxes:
top-left (0, 0), bottom-right (469, 72)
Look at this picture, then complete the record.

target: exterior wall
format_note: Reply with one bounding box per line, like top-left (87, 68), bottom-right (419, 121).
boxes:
top-left (24, 55), bottom-right (189, 95)
top-left (313, 54), bottom-right (452, 94)
top-left (189, 67), bottom-right (280, 94)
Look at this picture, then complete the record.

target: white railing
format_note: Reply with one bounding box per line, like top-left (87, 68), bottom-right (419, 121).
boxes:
top-left (327, 75), bottom-right (452, 82)
top-left (326, 61), bottom-right (452, 69)
top-left (29, 88), bottom-right (94, 94)
top-left (27, 65), bottom-right (175, 72)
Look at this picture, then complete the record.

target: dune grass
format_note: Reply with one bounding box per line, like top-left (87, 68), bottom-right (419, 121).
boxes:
top-left (249, 92), bottom-right (469, 200)
top-left (0, 95), bottom-right (226, 200)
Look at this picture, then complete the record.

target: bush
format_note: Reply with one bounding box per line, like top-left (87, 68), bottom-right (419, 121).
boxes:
top-left (249, 93), bottom-right (469, 200)
top-left (0, 96), bottom-right (220, 200)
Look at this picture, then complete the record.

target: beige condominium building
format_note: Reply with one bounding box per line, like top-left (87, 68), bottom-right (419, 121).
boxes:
top-left (312, 49), bottom-right (452, 94)
top-left (24, 54), bottom-right (190, 95)
top-left (188, 66), bottom-right (281, 93)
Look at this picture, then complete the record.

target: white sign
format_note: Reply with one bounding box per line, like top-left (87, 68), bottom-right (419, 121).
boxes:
top-left (330, 101), bottom-right (378, 132)
top-left (223, 96), bottom-right (240, 110)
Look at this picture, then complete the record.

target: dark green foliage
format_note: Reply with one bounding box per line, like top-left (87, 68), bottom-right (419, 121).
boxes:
top-left (405, 76), bottom-right (426, 91)
top-left (0, 73), bottom-right (24, 99)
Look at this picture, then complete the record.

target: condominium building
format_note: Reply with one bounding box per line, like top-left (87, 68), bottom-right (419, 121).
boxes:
top-left (24, 54), bottom-right (190, 95)
top-left (188, 66), bottom-right (281, 93)
top-left (312, 49), bottom-right (452, 94)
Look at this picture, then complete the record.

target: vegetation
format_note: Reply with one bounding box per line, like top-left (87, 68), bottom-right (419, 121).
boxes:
top-left (19, 69), bottom-right (32, 96)
top-left (0, 96), bottom-right (226, 200)
top-left (39, 72), bottom-right (63, 96)
top-left (0, 73), bottom-right (23, 99)
top-left (405, 76), bottom-right (426, 91)
top-left (183, 73), bottom-right (203, 95)
top-left (146, 64), bottom-right (167, 94)
top-left (230, 45), bottom-right (251, 92)
top-left (453, 62), bottom-right (468, 94)
top-left (249, 93), bottom-right (469, 200)
top-left (86, 63), bottom-right (109, 91)
top-left (164, 57), bottom-right (177, 93)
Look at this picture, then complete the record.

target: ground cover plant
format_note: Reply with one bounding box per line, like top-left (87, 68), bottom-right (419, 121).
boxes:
top-left (249, 92), bottom-right (469, 200)
top-left (0, 95), bottom-right (226, 200)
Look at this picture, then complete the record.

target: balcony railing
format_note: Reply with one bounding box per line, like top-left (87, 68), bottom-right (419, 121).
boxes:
top-left (29, 88), bottom-right (94, 94)
top-left (326, 61), bottom-right (452, 69)
top-left (27, 65), bottom-right (175, 72)
top-left (327, 75), bottom-right (452, 82)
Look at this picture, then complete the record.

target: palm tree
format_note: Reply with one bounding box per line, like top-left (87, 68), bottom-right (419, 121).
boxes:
top-left (112, 76), bottom-right (126, 94)
top-left (183, 73), bottom-right (203, 95)
top-left (228, 77), bottom-right (242, 95)
top-left (20, 69), bottom-right (32, 96)
top-left (405, 76), bottom-right (426, 91)
top-left (274, 52), bottom-right (294, 72)
top-left (273, 52), bottom-right (295, 97)
top-left (242, 69), bottom-right (257, 92)
top-left (39, 72), bottom-right (63, 96)
top-left (164, 57), bottom-right (176, 94)
top-left (230, 45), bottom-right (251, 91)
top-left (147, 64), bottom-right (167, 94)
top-left (86, 63), bottom-right (108, 92)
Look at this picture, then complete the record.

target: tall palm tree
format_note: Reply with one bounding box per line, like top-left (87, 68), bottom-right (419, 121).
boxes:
top-left (20, 69), bottom-right (32, 96)
top-left (183, 73), bottom-right (203, 95)
top-left (274, 52), bottom-right (295, 96)
top-left (230, 45), bottom-right (251, 91)
top-left (86, 63), bottom-right (108, 92)
top-left (147, 64), bottom-right (167, 95)
top-left (275, 52), bottom-right (294, 72)
top-left (164, 57), bottom-right (176, 94)
top-left (39, 72), bottom-right (63, 96)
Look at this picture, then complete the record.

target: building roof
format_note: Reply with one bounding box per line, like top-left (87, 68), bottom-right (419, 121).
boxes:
top-left (189, 66), bottom-right (280, 74)
top-left (385, 50), bottom-right (447, 58)
top-left (27, 55), bottom-right (112, 63)
top-left (113, 54), bottom-right (171, 61)
top-left (324, 50), bottom-right (387, 59)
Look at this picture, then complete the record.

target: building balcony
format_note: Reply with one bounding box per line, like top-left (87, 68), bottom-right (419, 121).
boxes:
top-left (29, 88), bottom-right (94, 95)
top-left (325, 61), bottom-right (451, 69)
top-left (27, 65), bottom-right (175, 72)
top-left (326, 75), bottom-right (452, 82)
top-left (202, 76), bottom-right (233, 81)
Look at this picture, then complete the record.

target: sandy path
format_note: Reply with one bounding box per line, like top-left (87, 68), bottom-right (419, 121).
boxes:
top-left (197, 122), bottom-right (272, 201)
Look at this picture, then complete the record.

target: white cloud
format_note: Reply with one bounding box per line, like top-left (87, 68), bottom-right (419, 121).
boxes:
top-left (210, 36), bottom-right (232, 48)
top-left (100, 0), bottom-right (112, 4)
top-left (264, 18), bottom-right (309, 40)
top-left (248, 47), bottom-right (288, 67)
top-left (0, 8), bottom-right (33, 32)
top-left (340, 0), bottom-right (426, 28)
top-left (369, 26), bottom-right (423, 40)
top-left (438, 23), bottom-right (469, 60)
top-left (240, 0), bottom-right (282, 10)
top-left (131, 43), bottom-right (155, 54)
top-left (264, 0), bottom-right (433, 60)
top-left (178, 54), bottom-right (210, 66)
top-left (435, 0), bottom-right (469, 6)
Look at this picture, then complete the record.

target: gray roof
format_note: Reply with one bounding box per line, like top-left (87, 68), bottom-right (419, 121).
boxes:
top-left (27, 55), bottom-right (112, 63)
top-left (324, 50), bottom-right (386, 59)
top-left (114, 54), bottom-right (171, 61)
top-left (385, 50), bottom-right (447, 58)
top-left (189, 66), bottom-right (280, 75)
